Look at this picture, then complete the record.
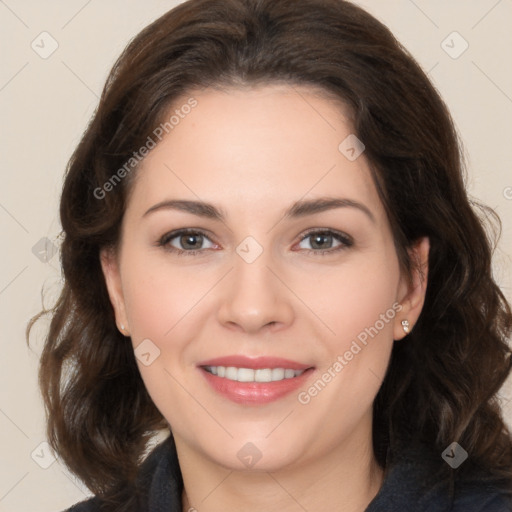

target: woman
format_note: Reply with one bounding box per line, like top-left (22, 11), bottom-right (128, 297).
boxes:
top-left (28, 0), bottom-right (512, 510)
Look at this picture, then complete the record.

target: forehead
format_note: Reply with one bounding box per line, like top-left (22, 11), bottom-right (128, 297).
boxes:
top-left (127, 84), bottom-right (384, 223)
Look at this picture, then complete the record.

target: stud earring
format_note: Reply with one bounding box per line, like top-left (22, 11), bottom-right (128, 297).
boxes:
top-left (401, 319), bottom-right (410, 334)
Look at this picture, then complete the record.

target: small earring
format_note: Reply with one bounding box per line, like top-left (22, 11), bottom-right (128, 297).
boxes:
top-left (401, 319), bottom-right (410, 334)
top-left (120, 324), bottom-right (128, 335)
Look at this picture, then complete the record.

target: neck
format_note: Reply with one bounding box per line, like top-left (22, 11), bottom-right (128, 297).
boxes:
top-left (177, 422), bottom-right (384, 512)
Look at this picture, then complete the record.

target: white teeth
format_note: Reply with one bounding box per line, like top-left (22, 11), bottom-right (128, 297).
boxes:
top-left (237, 368), bottom-right (255, 382)
top-left (255, 368), bottom-right (272, 382)
top-left (225, 366), bottom-right (238, 380)
top-left (205, 366), bottom-right (305, 382)
top-left (284, 369), bottom-right (295, 379)
top-left (272, 368), bottom-right (285, 380)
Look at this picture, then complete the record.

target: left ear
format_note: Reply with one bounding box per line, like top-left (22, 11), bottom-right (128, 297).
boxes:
top-left (394, 236), bottom-right (430, 340)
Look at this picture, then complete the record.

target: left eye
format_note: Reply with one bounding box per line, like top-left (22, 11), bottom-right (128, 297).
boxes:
top-left (296, 230), bottom-right (353, 253)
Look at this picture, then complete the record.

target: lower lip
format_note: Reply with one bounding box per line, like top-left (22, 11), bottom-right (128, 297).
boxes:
top-left (200, 367), bottom-right (315, 405)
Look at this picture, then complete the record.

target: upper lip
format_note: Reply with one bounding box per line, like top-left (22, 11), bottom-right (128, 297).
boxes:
top-left (197, 355), bottom-right (313, 370)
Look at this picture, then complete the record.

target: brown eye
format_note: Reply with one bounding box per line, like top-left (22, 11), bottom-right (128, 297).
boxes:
top-left (158, 229), bottom-right (215, 255)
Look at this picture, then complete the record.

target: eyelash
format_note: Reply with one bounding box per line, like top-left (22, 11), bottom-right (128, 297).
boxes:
top-left (156, 228), bottom-right (354, 257)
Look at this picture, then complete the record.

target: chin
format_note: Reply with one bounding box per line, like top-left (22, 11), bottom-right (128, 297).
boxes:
top-left (199, 436), bottom-right (307, 473)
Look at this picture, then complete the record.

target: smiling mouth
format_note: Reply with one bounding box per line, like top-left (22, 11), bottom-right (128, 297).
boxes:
top-left (202, 366), bottom-right (306, 383)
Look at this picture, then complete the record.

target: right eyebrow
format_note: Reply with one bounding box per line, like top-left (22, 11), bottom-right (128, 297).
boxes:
top-left (143, 199), bottom-right (227, 220)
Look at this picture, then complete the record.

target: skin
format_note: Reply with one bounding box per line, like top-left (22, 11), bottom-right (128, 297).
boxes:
top-left (101, 84), bottom-right (429, 512)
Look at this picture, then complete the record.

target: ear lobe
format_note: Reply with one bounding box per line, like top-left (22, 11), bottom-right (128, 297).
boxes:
top-left (394, 236), bottom-right (430, 340)
top-left (100, 247), bottom-right (129, 335)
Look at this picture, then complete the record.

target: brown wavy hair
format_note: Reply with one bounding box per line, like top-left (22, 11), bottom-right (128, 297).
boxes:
top-left (27, 0), bottom-right (512, 509)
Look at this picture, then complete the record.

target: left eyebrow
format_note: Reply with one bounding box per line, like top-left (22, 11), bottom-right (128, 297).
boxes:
top-left (283, 197), bottom-right (376, 224)
top-left (142, 196), bottom-right (375, 224)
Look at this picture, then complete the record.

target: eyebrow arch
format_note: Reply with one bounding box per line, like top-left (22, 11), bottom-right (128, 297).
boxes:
top-left (143, 197), bottom-right (375, 223)
top-left (284, 197), bottom-right (375, 223)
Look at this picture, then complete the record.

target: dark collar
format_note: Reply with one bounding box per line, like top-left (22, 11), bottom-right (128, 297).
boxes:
top-left (139, 435), bottom-right (183, 512)
top-left (138, 435), bottom-right (511, 512)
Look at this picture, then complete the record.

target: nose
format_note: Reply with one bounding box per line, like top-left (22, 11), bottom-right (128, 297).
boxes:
top-left (216, 249), bottom-right (294, 335)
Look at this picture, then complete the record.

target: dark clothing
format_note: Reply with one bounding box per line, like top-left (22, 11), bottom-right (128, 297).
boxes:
top-left (65, 435), bottom-right (512, 511)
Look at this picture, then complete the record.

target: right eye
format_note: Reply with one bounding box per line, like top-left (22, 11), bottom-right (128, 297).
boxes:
top-left (157, 229), bottom-right (217, 256)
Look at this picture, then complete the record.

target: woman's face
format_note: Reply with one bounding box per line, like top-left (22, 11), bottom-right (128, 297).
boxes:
top-left (102, 84), bottom-right (428, 472)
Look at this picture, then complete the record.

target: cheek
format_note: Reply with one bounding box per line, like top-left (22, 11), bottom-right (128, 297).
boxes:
top-left (119, 254), bottom-right (208, 425)
top-left (300, 251), bottom-right (400, 347)
top-left (121, 251), bottom-right (209, 341)
top-left (308, 250), bottom-right (400, 402)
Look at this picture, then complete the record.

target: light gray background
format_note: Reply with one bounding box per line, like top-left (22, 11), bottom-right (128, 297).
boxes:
top-left (1, 1), bottom-right (511, 511)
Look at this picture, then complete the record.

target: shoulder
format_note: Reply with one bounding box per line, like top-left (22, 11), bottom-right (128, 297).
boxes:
top-left (451, 488), bottom-right (511, 512)
top-left (367, 439), bottom-right (512, 512)
top-left (62, 498), bottom-right (101, 512)
top-left (60, 434), bottom-right (181, 512)
top-left (449, 475), bottom-right (512, 511)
